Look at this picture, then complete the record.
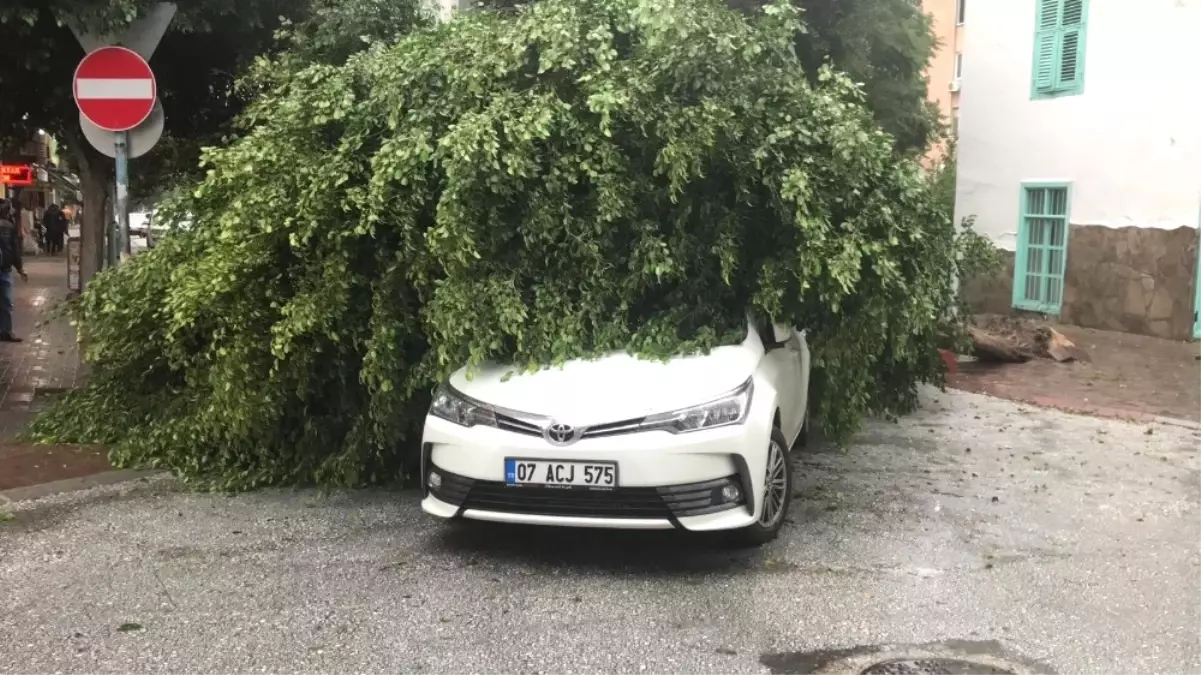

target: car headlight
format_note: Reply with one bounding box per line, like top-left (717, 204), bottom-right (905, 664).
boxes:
top-left (429, 384), bottom-right (497, 428)
top-left (640, 378), bottom-right (753, 434)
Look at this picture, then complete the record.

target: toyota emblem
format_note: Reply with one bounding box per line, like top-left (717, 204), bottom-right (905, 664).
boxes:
top-left (544, 422), bottom-right (577, 446)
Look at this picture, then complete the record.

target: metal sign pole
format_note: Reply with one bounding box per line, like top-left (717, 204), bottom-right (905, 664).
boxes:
top-left (106, 182), bottom-right (116, 268)
top-left (114, 131), bottom-right (130, 260)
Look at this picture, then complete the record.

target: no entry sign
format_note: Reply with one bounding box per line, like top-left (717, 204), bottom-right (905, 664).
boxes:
top-left (73, 46), bottom-right (157, 132)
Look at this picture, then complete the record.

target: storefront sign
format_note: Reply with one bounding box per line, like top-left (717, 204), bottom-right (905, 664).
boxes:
top-left (0, 164), bottom-right (34, 187)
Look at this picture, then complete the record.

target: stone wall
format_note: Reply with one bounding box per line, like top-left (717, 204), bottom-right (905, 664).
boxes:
top-left (960, 226), bottom-right (1199, 341)
top-left (1060, 225), bottom-right (1199, 341)
top-left (961, 249), bottom-right (1015, 316)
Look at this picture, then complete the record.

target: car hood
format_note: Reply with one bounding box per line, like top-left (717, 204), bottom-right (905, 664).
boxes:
top-left (449, 336), bottom-right (762, 425)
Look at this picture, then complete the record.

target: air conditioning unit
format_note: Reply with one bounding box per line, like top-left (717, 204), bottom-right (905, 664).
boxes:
top-left (949, 79), bottom-right (961, 93)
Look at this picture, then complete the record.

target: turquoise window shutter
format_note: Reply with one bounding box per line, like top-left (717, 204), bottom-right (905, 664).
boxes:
top-left (1056, 0), bottom-right (1087, 92)
top-left (1032, 0), bottom-right (1060, 94)
top-left (1032, 0), bottom-right (1088, 99)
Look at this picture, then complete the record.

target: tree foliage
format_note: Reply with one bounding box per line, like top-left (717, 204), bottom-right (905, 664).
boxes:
top-left (274, 0), bottom-right (435, 72)
top-left (30, 0), bottom-right (982, 489)
top-left (477, 0), bottom-right (942, 154)
top-left (779, 0), bottom-right (939, 154)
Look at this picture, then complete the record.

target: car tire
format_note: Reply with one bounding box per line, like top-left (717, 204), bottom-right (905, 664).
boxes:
top-left (727, 427), bottom-right (793, 548)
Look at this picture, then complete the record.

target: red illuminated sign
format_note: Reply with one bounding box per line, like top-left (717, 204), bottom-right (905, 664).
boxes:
top-left (0, 164), bottom-right (33, 187)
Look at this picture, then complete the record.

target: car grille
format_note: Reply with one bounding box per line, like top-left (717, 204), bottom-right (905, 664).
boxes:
top-left (491, 411), bottom-right (647, 441)
top-left (462, 482), bottom-right (673, 519)
top-left (494, 412), bottom-right (542, 437)
top-left (429, 469), bottom-right (743, 520)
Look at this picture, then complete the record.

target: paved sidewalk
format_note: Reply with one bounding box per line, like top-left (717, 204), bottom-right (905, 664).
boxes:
top-left (0, 255), bottom-right (108, 492)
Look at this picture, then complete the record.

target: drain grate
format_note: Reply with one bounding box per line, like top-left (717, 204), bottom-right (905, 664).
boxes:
top-left (861, 659), bottom-right (1016, 675)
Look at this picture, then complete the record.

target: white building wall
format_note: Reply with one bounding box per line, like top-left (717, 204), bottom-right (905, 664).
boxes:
top-left (954, 0), bottom-right (1201, 251)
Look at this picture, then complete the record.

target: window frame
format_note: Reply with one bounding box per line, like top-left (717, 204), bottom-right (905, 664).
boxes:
top-left (1030, 0), bottom-right (1089, 100)
top-left (1012, 182), bottom-right (1073, 314)
top-left (1194, 206), bottom-right (1201, 339)
top-left (953, 53), bottom-right (963, 81)
top-left (956, 0), bottom-right (965, 25)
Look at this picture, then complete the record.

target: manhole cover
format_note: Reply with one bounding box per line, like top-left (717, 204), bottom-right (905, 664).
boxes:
top-left (861, 659), bottom-right (1016, 675)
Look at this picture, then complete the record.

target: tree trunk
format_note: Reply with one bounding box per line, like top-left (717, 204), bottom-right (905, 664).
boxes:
top-left (64, 130), bottom-right (112, 290)
top-left (967, 326), bottom-right (1032, 363)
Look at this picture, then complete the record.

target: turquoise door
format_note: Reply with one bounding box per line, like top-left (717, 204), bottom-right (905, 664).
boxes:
top-left (1195, 225), bottom-right (1201, 339)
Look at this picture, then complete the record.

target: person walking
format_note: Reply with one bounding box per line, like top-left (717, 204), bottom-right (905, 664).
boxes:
top-left (33, 209), bottom-right (45, 254)
top-left (42, 204), bottom-right (67, 256)
top-left (17, 196), bottom-right (38, 257)
top-left (0, 200), bottom-right (29, 343)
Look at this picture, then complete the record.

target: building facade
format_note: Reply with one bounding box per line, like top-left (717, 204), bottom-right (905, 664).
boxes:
top-left (917, 0), bottom-right (965, 162)
top-left (955, 0), bottom-right (1201, 340)
top-left (1, 131), bottom-right (62, 213)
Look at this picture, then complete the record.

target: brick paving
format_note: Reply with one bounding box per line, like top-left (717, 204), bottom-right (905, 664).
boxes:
top-left (950, 323), bottom-right (1201, 425)
top-left (0, 255), bottom-right (109, 493)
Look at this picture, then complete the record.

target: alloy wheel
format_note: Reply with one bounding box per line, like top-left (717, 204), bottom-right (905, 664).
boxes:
top-left (758, 438), bottom-right (787, 527)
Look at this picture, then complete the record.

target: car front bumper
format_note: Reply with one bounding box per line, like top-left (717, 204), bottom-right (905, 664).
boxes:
top-left (419, 408), bottom-right (774, 532)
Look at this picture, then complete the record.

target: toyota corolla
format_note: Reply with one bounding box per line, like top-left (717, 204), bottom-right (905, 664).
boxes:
top-left (420, 316), bottom-right (810, 545)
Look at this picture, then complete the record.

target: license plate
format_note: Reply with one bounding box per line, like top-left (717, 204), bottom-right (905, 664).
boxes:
top-left (504, 459), bottom-right (617, 489)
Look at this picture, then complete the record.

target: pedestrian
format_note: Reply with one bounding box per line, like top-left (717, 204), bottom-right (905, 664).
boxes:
top-left (0, 199), bottom-right (29, 343)
top-left (33, 214), bottom-right (45, 254)
top-left (17, 195), bottom-right (37, 256)
top-left (43, 203), bottom-right (67, 256)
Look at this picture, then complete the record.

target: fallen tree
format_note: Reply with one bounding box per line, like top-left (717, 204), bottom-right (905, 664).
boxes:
top-left (28, 0), bottom-right (989, 489)
top-left (968, 326), bottom-right (1033, 363)
top-left (967, 315), bottom-right (1091, 364)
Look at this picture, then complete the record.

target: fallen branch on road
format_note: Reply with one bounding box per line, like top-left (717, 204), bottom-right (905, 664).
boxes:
top-left (967, 326), bottom-right (1033, 363)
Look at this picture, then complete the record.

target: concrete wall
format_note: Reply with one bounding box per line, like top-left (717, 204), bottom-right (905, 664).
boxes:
top-left (955, 0), bottom-right (1201, 251)
top-left (961, 249), bottom-right (1016, 316)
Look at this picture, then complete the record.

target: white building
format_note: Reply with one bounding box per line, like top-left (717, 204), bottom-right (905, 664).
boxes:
top-left (955, 0), bottom-right (1201, 340)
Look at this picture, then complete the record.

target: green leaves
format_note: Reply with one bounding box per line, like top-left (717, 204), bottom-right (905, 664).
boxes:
top-left (29, 0), bottom-right (970, 489)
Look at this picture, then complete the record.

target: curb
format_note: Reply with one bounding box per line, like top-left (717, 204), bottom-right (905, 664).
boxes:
top-left (0, 469), bottom-right (166, 504)
top-left (946, 383), bottom-right (1201, 431)
top-left (1150, 414), bottom-right (1201, 432)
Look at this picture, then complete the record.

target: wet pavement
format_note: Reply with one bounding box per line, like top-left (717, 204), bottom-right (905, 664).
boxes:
top-left (0, 257), bottom-right (86, 442)
top-left (0, 256), bottom-right (106, 494)
top-left (1, 388), bottom-right (1198, 674)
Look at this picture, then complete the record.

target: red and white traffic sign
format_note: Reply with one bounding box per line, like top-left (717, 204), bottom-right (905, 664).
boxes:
top-left (73, 46), bottom-right (157, 133)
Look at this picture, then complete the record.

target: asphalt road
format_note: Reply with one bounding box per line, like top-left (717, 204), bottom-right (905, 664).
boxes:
top-left (2, 388), bottom-right (1198, 674)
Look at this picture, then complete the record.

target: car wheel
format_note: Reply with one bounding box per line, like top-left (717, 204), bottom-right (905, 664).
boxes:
top-left (727, 427), bottom-right (793, 547)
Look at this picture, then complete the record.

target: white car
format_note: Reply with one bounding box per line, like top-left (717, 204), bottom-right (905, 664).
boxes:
top-left (128, 211), bottom-right (151, 237)
top-left (420, 316), bottom-right (811, 546)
